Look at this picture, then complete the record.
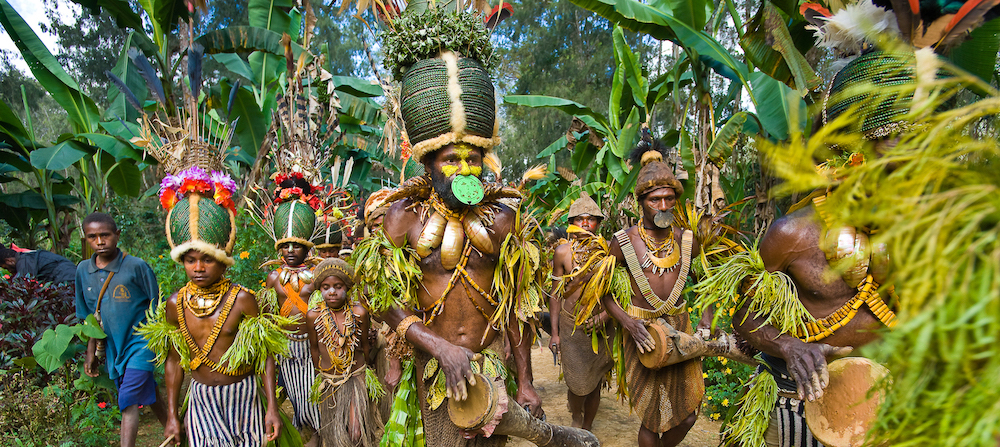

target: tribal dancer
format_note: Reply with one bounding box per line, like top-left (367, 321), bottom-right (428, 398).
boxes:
top-left (352, 9), bottom-right (547, 446)
top-left (254, 97), bottom-right (331, 442)
top-left (547, 192), bottom-right (614, 431)
top-left (574, 136), bottom-right (713, 447)
top-left (697, 2), bottom-right (1000, 446)
top-left (134, 109), bottom-right (295, 446)
top-left (305, 258), bottom-right (384, 447)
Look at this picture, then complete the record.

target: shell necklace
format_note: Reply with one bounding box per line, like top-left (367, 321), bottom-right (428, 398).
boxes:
top-left (184, 279), bottom-right (232, 317)
top-left (414, 192), bottom-right (495, 270)
top-left (638, 225), bottom-right (679, 275)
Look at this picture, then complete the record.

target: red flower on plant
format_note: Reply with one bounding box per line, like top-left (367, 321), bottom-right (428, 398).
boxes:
top-left (848, 152), bottom-right (865, 167)
top-left (98, 402), bottom-right (107, 409)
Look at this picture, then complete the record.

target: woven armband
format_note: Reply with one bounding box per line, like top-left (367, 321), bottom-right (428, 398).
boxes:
top-left (396, 315), bottom-right (422, 340)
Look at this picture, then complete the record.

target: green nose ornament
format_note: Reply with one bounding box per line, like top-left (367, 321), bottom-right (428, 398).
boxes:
top-left (452, 175), bottom-right (485, 206)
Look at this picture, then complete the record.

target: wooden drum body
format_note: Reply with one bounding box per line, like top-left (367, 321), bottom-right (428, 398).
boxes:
top-left (449, 373), bottom-right (601, 447)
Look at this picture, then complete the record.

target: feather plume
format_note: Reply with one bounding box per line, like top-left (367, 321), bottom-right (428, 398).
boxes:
top-left (938, 0), bottom-right (1000, 48)
top-left (521, 164), bottom-right (547, 182)
top-left (811, 0), bottom-right (900, 56)
top-left (889, 0), bottom-right (920, 41)
top-left (128, 48), bottom-right (165, 105)
top-left (187, 43), bottom-right (204, 98)
top-left (484, 151), bottom-right (502, 176)
top-left (105, 70), bottom-right (143, 112)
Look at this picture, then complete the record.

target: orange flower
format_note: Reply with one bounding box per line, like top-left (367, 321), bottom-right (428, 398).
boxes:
top-left (179, 178), bottom-right (210, 194)
top-left (848, 152), bottom-right (865, 167)
top-left (159, 189), bottom-right (178, 210)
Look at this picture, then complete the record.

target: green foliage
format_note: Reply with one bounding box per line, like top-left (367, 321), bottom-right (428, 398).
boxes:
top-left (0, 371), bottom-right (120, 446)
top-left (760, 64), bottom-right (1000, 446)
top-left (32, 316), bottom-right (105, 374)
top-left (380, 9), bottom-right (495, 80)
top-left (0, 277), bottom-right (77, 371)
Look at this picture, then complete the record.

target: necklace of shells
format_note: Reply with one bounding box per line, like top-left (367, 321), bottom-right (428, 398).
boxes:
top-left (638, 225), bottom-right (680, 276)
top-left (277, 263), bottom-right (315, 293)
top-left (184, 279), bottom-right (233, 317)
top-left (315, 301), bottom-right (358, 374)
top-left (414, 191), bottom-right (497, 270)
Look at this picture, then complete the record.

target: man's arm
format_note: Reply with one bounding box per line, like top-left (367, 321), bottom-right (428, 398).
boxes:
top-left (733, 217), bottom-right (851, 402)
top-left (305, 310), bottom-right (322, 370)
top-left (602, 236), bottom-right (654, 353)
top-left (507, 314), bottom-right (543, 418)
top-left (382, 307), bottom-right (477, 401)
top-left (547, 244), bottom-right (568, 358)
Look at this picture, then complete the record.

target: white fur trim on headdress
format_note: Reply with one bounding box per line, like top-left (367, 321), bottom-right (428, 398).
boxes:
top-left (170, 240), bottom-right (236, 266)
top-left (442, 51), bottom-right (468, 136)
top-left (411, 132), bottom-right (501, 163)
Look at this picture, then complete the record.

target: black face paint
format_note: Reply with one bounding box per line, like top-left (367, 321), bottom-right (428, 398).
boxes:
top-left (430, 168), bottom-right (465, 209)
top-left (653, 210), bottom-right (674, 229)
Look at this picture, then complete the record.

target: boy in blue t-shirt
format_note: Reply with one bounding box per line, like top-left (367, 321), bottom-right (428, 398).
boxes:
top-left (75, 212), bottom-right (166, 447)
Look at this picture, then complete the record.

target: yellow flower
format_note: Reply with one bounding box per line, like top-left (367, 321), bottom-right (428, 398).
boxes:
top-left (711, 413), bottom-right (720, 420)
top-left (706, 395), bottom-right (712, 400)
top-left (725, 368), bottom-right (732, 374)
top-left (702, 373), bottom-right (708, 378)
top-left (722, 399), bottom-right (729, 407)
top-left (721, 358), bottom-right (729, 365)
top-left (728, 307), bottom-right (735, 316)
top-left (688, 307), bottom-right (693, 312)
top-left (240, 251), bottom-right (249, 259)
top-left (158, 255), bottom-right (163, 259)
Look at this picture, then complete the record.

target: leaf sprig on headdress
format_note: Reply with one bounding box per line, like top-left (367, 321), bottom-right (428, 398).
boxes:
top-left (381, 9), bottom-right (495, 80)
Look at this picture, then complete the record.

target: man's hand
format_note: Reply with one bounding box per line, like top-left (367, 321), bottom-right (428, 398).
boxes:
top-left (385, 357), bottom-right (402, 388)
top-left (548, 335), bottom-right (560, 358)
top-left (436, 343), bottom-right (477, 401)
top-left (779, 340), bottom-right (853, 402)
top-left (163, 417), bottom-right (183, 445)
top-left (84, 348), bottom-right (101, 378)
top-left (515, 382), bottom-right (544, 419)
top-left (583, 312), bottom-right (609, 333)
top-left (264, 408), bottom-right (282, 441)
top-left (623, 318), bottom-right (654, 354)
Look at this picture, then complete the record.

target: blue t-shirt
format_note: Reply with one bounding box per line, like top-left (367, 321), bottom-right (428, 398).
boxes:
top-left (75, 250), bottom-right (159, 379)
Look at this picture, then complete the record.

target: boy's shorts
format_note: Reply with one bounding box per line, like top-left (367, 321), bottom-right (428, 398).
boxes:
top-left (114, 368), bottom-right (157, 410)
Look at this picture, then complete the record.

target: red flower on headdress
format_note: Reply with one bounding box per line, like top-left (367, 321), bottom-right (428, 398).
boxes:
top-left (179, 178), bottom-right (211, 195)
top-left (307, 195), bottom-right (322, 210)
top-left (214, 184), bottom-right (235, 212)
top-left (848, 152), bottom-right (865, 167)
top-left (400, 140), bottom-right (412, 162)
top-left (160, 188), bottom-right (179, 210)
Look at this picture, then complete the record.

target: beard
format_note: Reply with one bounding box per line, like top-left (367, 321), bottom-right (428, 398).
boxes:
top-left (430, 169), bottom-right (466, 210)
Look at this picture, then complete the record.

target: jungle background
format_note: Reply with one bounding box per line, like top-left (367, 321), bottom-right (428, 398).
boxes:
top-left (1, 0), bottom-right (998, 444)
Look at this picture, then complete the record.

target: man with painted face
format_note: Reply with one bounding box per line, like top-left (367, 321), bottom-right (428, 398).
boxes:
top-left (352, 48), bottom-right (555, 446)
top-left (548, 192), bottom-right (615, 431)
top-left (600, 137), bottom-right (712, 447)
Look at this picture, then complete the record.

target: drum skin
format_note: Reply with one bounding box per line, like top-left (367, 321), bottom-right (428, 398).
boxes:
top-left (804, 357), bottom-right (890, 447)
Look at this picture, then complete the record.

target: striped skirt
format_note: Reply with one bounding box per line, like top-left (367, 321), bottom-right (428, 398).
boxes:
top-left (765, 396), bottom-right (824, 447)
top-left (185, 375), bottom-right (266, 447)
top-left (278, 337), bottom-right (322, 431)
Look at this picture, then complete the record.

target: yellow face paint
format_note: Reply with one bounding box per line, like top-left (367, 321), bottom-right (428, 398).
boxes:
top-left (440, 146), bottom-right (483, 178)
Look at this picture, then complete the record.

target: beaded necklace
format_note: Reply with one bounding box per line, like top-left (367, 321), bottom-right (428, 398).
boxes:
top-left (177, 281), bottom-right (251, 375)
top-left (184, 279), bottom-right (233, 318)
top-left (637, 225), bottom-right (680, 275)
top-left (315, 301), bottom-right (359, 374)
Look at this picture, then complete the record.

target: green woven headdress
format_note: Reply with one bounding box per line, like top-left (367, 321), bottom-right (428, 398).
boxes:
top-left (824, 50), bottom-right (916, 140)
top-left (273, 199), bottom-right (317, 250)
top-left (166, 191), bottom-right (238, 266)
top-left (312, 217), bottom-right (343, 250)
top-left (381, 9), bottom-right (503, 163)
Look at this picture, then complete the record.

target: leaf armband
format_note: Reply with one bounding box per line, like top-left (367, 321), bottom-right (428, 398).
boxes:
top-left (694, 248), bottom-right (812, 335)
top-left (218, 312), bottom-right (299, 375)
top-left (353, 230), bottom-right (422, 314)
top-left (135, 300), bottom-right (191, 368)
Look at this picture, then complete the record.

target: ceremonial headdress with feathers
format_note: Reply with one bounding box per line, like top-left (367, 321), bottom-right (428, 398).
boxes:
top-left (248, 56), bottom-right (334, 251)
top-left (801, 0), bottom-right (1000, 138)
top-left (631, 130), bottom-right (684, 199)
top-left (123, 41), bottom-right (240, 266)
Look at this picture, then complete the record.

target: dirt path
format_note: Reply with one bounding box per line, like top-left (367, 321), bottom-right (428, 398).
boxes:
top-left (136, 335), bottom-right (721, 446)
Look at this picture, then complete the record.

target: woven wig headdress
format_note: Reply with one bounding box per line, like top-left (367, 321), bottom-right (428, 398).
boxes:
top-left (360, 1), bottom-right (514, 164)
top-left (801, 0), bottom-right (1000, 138)
top-left (247, 56), bottom-right (337, 251)
top-left (122, 41), bottom-right (240, 266)
top-left (631, 130), bottom-right (684, 199)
